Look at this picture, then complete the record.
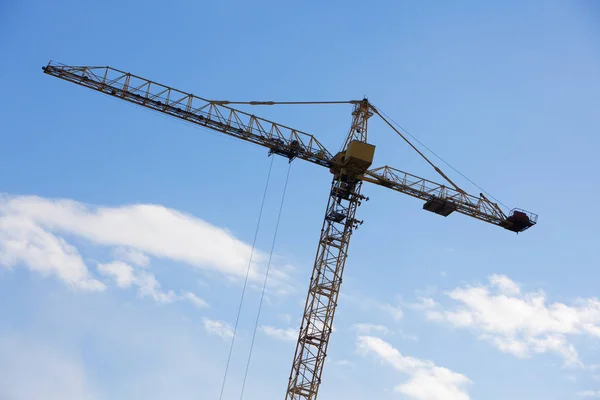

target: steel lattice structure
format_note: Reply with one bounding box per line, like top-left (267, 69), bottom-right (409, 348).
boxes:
top-left (43, 61), bottom-right (538, 400)
top-left (286, 101), bottom-right (371, 399)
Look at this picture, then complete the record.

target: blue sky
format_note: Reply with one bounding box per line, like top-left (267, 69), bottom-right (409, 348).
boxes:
top-left (1, 1), bottom-right (600, 399)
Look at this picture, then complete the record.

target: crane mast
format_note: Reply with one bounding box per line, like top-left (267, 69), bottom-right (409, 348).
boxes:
top-left (286, 101), bottom-right (373, 399)
top-left (42, 61), bottom-right (538, 400)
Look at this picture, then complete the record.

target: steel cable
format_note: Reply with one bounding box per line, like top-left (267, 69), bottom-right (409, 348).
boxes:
top-left (371, 103), bottom-right (509, 211)
top-left (218, 156), bottom-right (275, 400)
top-left (239, 162), bottom-right (292, 400)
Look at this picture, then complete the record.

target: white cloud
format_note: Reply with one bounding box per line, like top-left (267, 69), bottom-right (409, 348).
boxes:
top-left (409, 297), bottom-right (438, 311)
top-left (579, 390), bottom-right (600, 398)
top-left (380, 302), bottom-right (404, 321)
top-left (97, 261), bottom-right (135, 288)
top-left (343, 293), bottom-right (404, 321)
top-left (277, 313), bottom-right (293, 323)
top-left (1, 193), bottom-right (213, 308)
top-left (357, 336), bottom-right (471, 400)
top-left (0, 194), bottom-right (283, 283)
top-left (332, 359), bottom-right (354, 367)
top-left (0, 214), bottom-right (105, 291)
top-left (203, 318), bottom-right (234, 340)
top-left (183, 292), bottom-right (209, 309)
top-left (134, 271), bottom-right (177, 304)
top-left (352, 323), bottom-right (417, 341)
top-left (261, 325), bottom-right (297, 341)
top-left (112, 247), bottom-right (150, 267)
top-left (0, 194), bottom-right (295, 296)
top-left (96, 261), bottom-right (174, 303)
top-left (419, 275), bottom-right (600, 366)
top-left (353, 323), bottom-right (392, 336)
top-left (97, 261), bottom-right (207, 307)
top-left (489, 274), bottom-right (521, 296)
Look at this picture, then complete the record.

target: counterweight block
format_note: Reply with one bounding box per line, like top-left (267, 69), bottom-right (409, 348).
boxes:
top-left (423, 197), bottom-right (457, 217)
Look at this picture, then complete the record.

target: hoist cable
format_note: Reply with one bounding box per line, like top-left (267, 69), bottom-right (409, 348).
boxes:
top-left (218, 156), bottom-right (275, 400)
top-left (371, 103), bottom-right (509, 211)
top-left (239, 162), bottom-right (292, 400)
top-left (370, 105), bottom-right (463, 192)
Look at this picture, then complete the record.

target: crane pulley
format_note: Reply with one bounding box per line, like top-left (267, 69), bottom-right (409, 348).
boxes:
top-left (42, 61), bottom-right (538, 400)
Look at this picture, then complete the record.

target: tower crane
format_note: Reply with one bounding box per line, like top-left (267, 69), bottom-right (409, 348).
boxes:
top-left (42, 61), bottom-right (537, 400)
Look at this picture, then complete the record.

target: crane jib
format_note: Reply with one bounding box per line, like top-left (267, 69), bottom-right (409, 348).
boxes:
top-left (42, 63), bottom-right (334, 169)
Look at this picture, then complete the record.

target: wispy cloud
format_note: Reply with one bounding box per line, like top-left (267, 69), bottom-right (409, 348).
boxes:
top-left (331, 358), bottom-right (354, 367)
top-left (353, 323), bottom-right (392, 336)
top-left (203, 318), bottom-right (234, 340)
top-left (352, 323), bottom-right (417, 341)
top-left (97, 261), bottom-right (207, 307)
top-left (111, 247), bottom-right (150, 267)
top-left (357, 336), bottom-right (471, 400)
top-left (277, 313), bottom-right (293, 323)
top-left (341, 292), bottom-right (404, 322)
top-left (97, 261), bottom-right (135, 288)
top-left (260, 325), bottom-right (297, 342)
top-left (379, 302), bottom-right (404, 321)
top-left (134, 271), bottom-right (178, 304)
top-left (417, 274), bottom-right (600, 366)
top-left (182, 292), bottom-right (209, 309)
top-left (579, 390), bottom-right (600, 398)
